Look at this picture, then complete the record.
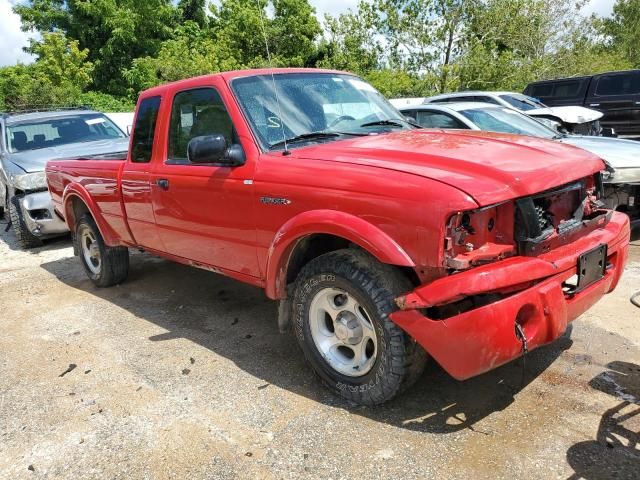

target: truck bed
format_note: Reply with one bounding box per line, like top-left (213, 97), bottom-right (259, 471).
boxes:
top-left (46, 156), bottom-right (130, 243)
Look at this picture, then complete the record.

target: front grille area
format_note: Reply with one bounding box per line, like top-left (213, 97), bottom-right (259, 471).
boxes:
top-left (514, 176), bottom-right (608, 255)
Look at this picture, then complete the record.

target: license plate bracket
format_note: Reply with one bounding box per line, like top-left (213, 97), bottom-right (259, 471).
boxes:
top-left (576, 243), bottom-right (607, 292)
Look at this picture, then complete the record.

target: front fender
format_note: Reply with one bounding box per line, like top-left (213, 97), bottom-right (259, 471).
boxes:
top-left (265, 209), bottom-right (415, 299)
top-left (63, 183), bottom-right (121, 246)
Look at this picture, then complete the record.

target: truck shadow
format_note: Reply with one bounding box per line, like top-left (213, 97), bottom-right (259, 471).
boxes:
top-left (565, 361), bottom-right (640, 480)
top-left (41, 252), bottom-right (573, 434)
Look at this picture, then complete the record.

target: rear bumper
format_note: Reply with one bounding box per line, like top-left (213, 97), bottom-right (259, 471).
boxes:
top-left (390, 212), bottom-right (630, 380)
top-left (18, 191), bottom-right (69, 237)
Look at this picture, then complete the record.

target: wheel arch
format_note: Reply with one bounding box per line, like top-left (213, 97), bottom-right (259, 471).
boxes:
top-left (63, 185), bottom-right (120, 246)
top-left (265, 210), bottom-right (416, 300)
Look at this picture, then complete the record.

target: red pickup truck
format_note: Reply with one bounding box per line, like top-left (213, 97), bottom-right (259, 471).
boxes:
top-left (46, 68), bottom-right (630, 405)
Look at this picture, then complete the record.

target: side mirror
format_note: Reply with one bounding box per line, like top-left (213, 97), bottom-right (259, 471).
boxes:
top-left (188, 134), bottom-right (227, 164)
top-left (187, 135), bottom-right (246, 166)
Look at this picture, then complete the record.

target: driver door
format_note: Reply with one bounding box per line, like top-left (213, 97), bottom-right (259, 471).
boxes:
top-left (150, 84), bottom-right (259, 278)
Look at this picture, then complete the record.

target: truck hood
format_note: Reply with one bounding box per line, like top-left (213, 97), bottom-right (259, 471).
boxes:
top-left (527, 106), bottom-right (603, 125)
top-left (8, 138), bottom-right (129, 173)
top-left (293, 130), bottom-right (605, 206)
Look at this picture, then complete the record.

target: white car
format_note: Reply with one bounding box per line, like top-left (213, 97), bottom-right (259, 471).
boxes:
top-left (391, 92), bottom-right (604, 135)
top-left (397, 101), bottom-right (639, 221)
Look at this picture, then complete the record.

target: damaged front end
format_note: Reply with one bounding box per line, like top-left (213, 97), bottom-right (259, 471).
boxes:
top-left (392, 174), bottom-right (630, 380)
top-left (442, 174), bottom-right (609, 269)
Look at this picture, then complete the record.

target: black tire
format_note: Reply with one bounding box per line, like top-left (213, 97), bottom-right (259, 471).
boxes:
top-left (292, 249), bottom-right (427, 405)
top-left (9, 195), bottom-right (43, 249)
top-left (76, 214), bottom-right (129, 287)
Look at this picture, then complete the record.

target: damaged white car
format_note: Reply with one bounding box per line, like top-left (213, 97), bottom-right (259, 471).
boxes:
top-left (397, 101), bottom-right (640, 223)
top-left (392, 92), bottom-right (605, 136)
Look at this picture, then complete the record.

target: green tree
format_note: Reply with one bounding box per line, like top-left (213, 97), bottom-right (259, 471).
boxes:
top-left (602, 0), bottom-right (640, 67)
top-left (210, 0), bottom-right (321, 67)
top-left (0, 32), bottom-right (93, 111)
top-left (15, 0), bottom-right (179, 95)
top-left (124, 21), bottom-right (240, 93)
top-left (178, 0), bottom-right (208, 28)
top-left (318, 3), bottom-right (383, 74)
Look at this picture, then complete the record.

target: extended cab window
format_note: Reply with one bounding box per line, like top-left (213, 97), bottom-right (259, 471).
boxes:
top-left (131, 96), bottom-right (161, 163)
top-left (552, 80), bottom-right (581, 98)
top-left (168, 88), bottom-right (234, 163)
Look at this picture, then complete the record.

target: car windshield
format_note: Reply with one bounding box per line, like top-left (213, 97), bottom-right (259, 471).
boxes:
top-left (231, 72), bottom-right (409, 150)
top-left (7, 113), bottom-right (125, 153)
top-left (459, 107), bottom-right (557, 139)
top-left (499, 94), bottom-right (547, 111)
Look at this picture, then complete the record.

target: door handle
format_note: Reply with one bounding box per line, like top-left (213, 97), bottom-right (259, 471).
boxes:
top-left (156, 178), bottom-right (169, 190)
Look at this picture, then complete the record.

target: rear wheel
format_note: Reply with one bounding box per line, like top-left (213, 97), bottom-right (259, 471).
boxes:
top-left (76, 214), bottom-right (129, 287)
top-left (292, 249), bottom-right (427, 405)
top-left (9, 195), bottom-right (43, 249)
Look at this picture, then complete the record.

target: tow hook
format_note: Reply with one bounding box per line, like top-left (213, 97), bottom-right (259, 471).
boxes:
top-left (514, 322), bottom-right (528, 386)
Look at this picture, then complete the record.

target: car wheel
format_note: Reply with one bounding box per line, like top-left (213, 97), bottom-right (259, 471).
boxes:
top-left (9, 195), bottom-right (43, 249)
top-left (292, 249), bottom-right (427, 405)
top-left (76, 214), bottom-right (129, 287)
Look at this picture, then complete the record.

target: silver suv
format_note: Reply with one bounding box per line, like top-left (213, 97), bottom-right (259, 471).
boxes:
top-left (0, 109), bottom-right (129, 248)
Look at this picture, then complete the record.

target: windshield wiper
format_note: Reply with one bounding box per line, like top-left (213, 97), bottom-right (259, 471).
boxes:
top-left (269, 131), bottom-right (367, 150)
top-left (269, 132), bottom-right (340, 150)
top-left (360, 118), bottom-right (422, 129)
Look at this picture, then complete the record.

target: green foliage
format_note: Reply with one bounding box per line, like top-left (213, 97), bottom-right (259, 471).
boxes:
top-left (209, 0), bottom-right (321, 67)
top-left (76, 91), bottom-right (135, 112)
top-left (0, 32), bottom-right (93, 111)
top-left (178, 0), bottom-right (208, 28)
top-left (124, 22), bottom-right (241, 93)
top-left (15, 0), bottom-right (179, 95)
top-left (4, 0), bottom-right (640, 110)
top-left (602, 0), bottom-right (640, 67)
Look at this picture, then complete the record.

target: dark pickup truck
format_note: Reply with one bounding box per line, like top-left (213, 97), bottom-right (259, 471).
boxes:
top-left (524, 70), bottom-right (640, 137)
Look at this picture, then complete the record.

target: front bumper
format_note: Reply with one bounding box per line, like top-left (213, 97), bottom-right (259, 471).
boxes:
top-left (18, 191), bottom-right (69, 237)
top-left (390, 211), bottom-right (630, 380)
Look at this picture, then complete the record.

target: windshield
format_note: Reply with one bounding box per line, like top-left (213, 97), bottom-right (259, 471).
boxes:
top-left (231, 73), bottom-right (408, 150)
top-left (459, 107), bottom-right (557, 139)
top-left (499, 94), bottom-right (547, 111)
top-left (7, 114), bottom-right (125, 153)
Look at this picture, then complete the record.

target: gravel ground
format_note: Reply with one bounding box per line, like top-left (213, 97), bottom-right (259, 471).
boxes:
top-left (0, 225), bottom-right (638, 480)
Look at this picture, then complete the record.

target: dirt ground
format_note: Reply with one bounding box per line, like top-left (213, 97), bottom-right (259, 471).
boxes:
top-left (0, 226), bottom-right (638, 480)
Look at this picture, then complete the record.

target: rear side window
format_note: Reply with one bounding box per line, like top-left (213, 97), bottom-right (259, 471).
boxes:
top-left (530, 84), bottom-right (553, 97)
top-left (429, 97), bottom-right (453, 104)
top-left (553, 80), bottom-right (581, 97)
top-left (595, 73), bottom-right (640, 96)
top-left (415, 111), bottom-right (466, 129)
top-left (131, 96), bottom-right (161, 163)
top-left (470, 96), bottom-right (500, 105)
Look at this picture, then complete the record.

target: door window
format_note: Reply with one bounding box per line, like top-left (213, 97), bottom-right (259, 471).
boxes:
top-left (415, 111), bottom-right (466, 129)
top-left (131, 96), bottom-right (161, 163)
top-left (168, 88), bottom-right (234, 163)
top-left (595, 73), bottom-right (640, 96)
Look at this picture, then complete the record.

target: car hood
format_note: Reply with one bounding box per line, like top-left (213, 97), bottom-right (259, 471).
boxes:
top-left (527, 106), bottom-right (603, 125)
top-left (8, 138), bottom-right (129, 173)
top-left (560, 135), bottom-right (640, 170)
top-left (292, 130), bottom-right (605, 206)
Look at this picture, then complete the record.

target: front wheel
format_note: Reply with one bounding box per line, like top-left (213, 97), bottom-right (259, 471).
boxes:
top-left (292, 249), bottom-right (426, 405)
top-left (76, 214), bottom-right (129, 287)
top-left (9, 195), bottom-right (43, 249)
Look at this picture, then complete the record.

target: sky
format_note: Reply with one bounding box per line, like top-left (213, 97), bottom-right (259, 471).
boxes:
top-left (0, 0), bottom-right (617, 67)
